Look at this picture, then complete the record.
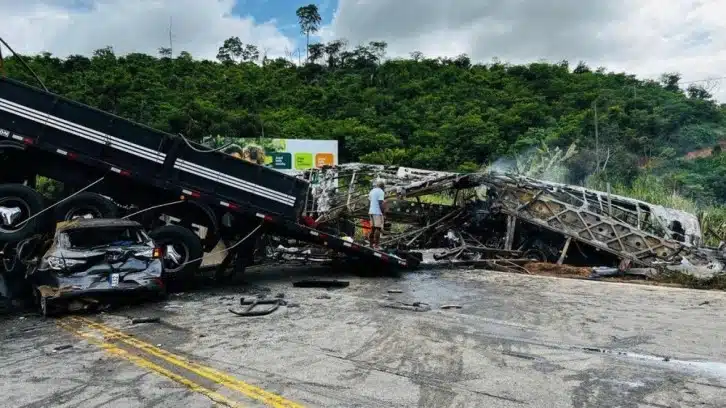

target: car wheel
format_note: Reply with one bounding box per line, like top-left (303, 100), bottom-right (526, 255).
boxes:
top-left (149, 225), bottom-right (203, 283)
top-left (0, 184), bottom-right (46, 242)
top-left (53, 192), bottom-right (118, 222)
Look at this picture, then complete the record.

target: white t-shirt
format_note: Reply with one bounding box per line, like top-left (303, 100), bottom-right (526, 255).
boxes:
top-left (369, 187), bottom-right (384, 215)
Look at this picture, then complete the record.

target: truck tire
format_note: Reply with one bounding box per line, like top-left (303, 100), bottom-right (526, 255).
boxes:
top-left (53, 192), bottom-right (118, 221)
top-left (149, 225), bottom-right (203, 282)
top-left (0, 184), bottom-right (46, 243)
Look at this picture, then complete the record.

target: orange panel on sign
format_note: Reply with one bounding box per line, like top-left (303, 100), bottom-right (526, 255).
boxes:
top-left (315, 153), bottom-right (334, 167)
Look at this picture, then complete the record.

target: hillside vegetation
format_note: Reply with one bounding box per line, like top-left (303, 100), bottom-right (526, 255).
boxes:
top-left (2, 31), bottom-right (725, 215)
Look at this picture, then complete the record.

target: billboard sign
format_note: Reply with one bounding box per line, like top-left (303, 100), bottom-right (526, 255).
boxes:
top-left (202, 136), bottom-right (338, 177)
top-left (262, 139), bottom-right (338, 172)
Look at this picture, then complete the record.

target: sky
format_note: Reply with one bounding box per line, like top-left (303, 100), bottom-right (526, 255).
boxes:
top-left (1, 0), bottom-right (725, 101)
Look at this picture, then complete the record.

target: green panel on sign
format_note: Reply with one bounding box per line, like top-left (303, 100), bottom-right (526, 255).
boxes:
top-left (294, 153), bottom-right (313, 169)
top-left (270, 152), bottom-right (292, 169)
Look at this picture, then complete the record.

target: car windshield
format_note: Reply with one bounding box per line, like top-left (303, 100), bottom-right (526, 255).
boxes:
top-left (61, 226), bottom-right (149, 249)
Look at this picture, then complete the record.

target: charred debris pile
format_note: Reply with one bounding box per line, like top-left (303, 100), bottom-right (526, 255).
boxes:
top-left (283, 163), bottom-right (726, 282)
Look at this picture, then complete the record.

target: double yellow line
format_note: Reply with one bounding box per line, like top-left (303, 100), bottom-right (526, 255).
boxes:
top-left (57, 316), bottom-right (304, 408)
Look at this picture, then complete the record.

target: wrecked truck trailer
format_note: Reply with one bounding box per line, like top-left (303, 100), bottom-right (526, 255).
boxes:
top-left (297, 163), bottom-right (723, 274)
top-left (0, 73), bottom-right (415, 297)
top-left (24, 219), bottom-right (166, 316)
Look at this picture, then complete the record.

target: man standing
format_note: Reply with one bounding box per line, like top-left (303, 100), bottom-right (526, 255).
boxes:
top-left (368, 180), bottom-right (386, 248)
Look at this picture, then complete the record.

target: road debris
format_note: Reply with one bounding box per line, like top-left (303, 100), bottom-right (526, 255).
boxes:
top-left (381, 301), bottom-right (431, 312)
top-left (131, 317), bottom-right (161, 324)
top-left (292, 280), bottom-right (350, 289)
top-left (229, 297), bottom-right (284, 317)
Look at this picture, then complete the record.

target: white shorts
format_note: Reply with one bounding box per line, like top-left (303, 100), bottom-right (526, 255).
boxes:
top-left (369, 214), bottom-right (384, 228)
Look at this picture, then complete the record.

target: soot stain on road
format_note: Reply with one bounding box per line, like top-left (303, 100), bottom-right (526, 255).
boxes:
top-left (567, 365), bottom-right (684, 408)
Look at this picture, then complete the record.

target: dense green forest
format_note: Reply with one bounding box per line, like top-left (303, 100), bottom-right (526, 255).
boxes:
top-left (1, 7), bottom-right (725, 212)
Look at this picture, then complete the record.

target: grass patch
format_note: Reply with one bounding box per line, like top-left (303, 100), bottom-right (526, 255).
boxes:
top-left (653, 270), bottom-right (726, 290)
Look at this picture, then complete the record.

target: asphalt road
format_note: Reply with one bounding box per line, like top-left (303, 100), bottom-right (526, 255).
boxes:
top-left (1, 266), bottom-right (725, 408)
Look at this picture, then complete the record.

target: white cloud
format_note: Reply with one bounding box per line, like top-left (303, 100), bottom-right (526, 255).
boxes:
top-left (324, 0), bottom-right (726, 101)
top-left (0, 0), bottom-right (294, 60)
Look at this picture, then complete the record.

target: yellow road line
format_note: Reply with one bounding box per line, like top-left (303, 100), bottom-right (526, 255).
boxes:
top-left (56, 320), bottom-right (244, 408)
top-left (70, 316), bottom-right (304, 408)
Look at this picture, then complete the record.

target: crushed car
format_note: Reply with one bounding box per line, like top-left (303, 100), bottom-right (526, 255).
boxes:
top-left (22, 219), bottom-right (167, 316)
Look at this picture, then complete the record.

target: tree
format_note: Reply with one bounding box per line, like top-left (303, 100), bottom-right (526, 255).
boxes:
top-left (368, 41), bottom-right (387, 64)
top-left (308, 43), bottom-right (324, 64)
top-left (158, 47), bottom-right (172, 58)
top-left (661, 72), bottom-right (682, 92)
top-left (687, 84), bottom-right (712, 100)
top-left (324, 39), bottom-right (346, 68)
top-left (216, 38), bottom-right (259, 64)
top-left (573, 61), bottom-right (590, 74)
top-left (296, 4), bottom-right (322, 62)
top-left (216, 37), bottom-right (243, 63)
top-left (240, 44), bottom-right (260, 62)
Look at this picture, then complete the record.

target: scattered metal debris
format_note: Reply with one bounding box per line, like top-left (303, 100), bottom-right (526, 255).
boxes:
top-left (229, 297), bottom-right (284, 317)
top-left (381, 301), bottom-right (431, 312)
top-left (292, 163), bottom-right (726, 279)
top-left (292, 280), bottom-right (350, 289)
top-left (131, 317), bottom-right (161, 324)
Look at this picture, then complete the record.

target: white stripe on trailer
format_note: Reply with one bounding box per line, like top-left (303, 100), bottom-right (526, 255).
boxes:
top-left (176, 159), bottom-right (297, 204)
top-left (56, 149), bottom-right (68, 155)
top-left (0, 98), bottom-right (166, 164)
top-left (182, 189), bottom-right (193, 195)
top-left (11, 134), bottom-right (22, 141)
top-left (310, 231), bottom-right (319, 236)
top-left (0, 97), bottom-right (298, 207)
top-left (0, 97), bottom-right (166, 160)
top-left (110, 167), bottom-right (122, 174)
top-left (374, 252), bottom-right (382, 258)
top-left (174, 159), bottom-right (296, 206)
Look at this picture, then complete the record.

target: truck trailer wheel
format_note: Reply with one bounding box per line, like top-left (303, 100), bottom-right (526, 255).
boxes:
top-left (53, 192), bottom-right (118, 221)
top-left (149, 225), bottom-right (203, 282)
top-left (0, 184), bottom-right (46, 243)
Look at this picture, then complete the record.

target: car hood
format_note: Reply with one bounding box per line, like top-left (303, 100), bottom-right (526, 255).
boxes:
top-left (54, 245), bottom-right (152, 259)
top-left (43, 245), bottom-right (161, 276)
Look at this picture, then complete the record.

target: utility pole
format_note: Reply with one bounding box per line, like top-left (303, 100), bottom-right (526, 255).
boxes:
top-left (593, 100), bottom-right (599, 171)
top-left (258, 116), bottom-right (265, 143)
top-left (168, 16), bottom-right (173, 57)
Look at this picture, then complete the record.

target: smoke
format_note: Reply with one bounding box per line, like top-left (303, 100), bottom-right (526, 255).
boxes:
top-left (486, 155), bottom-right (519, 174)
top-left (483, 143), bottom-right (579, 184)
